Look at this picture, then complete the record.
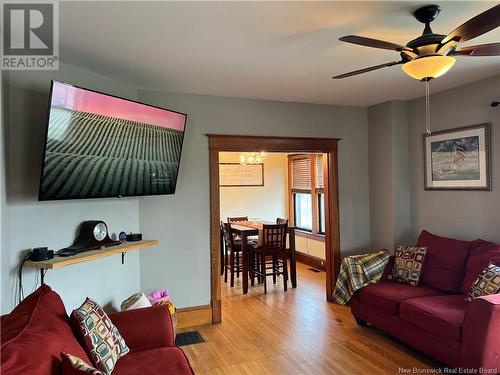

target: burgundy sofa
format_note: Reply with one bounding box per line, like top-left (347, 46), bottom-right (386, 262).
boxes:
top-left (351, 230), bottom-right (500, 370)
top-left (1, 285), bottom-right (194, 375)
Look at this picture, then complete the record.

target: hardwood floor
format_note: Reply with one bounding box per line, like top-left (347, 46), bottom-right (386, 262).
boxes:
top-left (179, 262), bottom-right (439, 374)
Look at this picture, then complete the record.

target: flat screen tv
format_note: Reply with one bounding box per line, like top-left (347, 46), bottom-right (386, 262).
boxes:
top-left (38, 81), bottom-right (187, 200)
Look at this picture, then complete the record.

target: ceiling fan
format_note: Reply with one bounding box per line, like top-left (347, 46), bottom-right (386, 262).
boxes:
top-left (332, 4), bottom-right (500, 81)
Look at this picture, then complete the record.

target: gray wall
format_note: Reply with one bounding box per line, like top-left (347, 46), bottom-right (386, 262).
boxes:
top-left (407, 75), bottom-right (500, 242)
top-left (1, 64), bottom-right (141, 314)
top-left (137, 90), bottom-right (371, 308)
top-left (3, 63), bottom-right (496, 314)
top-left (368, 101), bottom-right (410, 251)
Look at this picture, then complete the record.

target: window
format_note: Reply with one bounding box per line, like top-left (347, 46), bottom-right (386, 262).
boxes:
top-left (289, 154), bottom-right (325, 235)
top-left (294, 193), bottom-right (312, 231)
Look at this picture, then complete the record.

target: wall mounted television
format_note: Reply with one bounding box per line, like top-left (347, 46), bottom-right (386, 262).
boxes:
top-left (38, 81), bottom-right (187, 200)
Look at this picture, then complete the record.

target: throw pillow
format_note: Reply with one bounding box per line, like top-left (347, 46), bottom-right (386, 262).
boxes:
top-left (61, 353), bottom-right (104, 375)
top-left (466, 262), bottom-right (500, 302)
top-left (71, 298), bottom-right (129, 375)
top-left (388, 245), bottom-right (427, 286)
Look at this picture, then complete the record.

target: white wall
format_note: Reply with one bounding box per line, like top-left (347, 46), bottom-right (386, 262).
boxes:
top-left (137, 89), bottom-right (370, 308)
top-left (407, 75), bottom-right (500, 243)
top-left (295, 236), bottom-right (325, 260)
top-left (219, 152), bottom-right (288, 222)
top-left (1, 64), bottom-right (141, 314)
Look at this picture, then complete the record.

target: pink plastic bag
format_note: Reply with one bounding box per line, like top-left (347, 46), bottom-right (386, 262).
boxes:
top-left (147, 289), bottom-right (170, 305)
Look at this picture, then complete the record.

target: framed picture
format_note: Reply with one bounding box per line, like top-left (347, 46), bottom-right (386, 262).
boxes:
top-left (219, 163), bottom-right (264, 187)
top-left (423, 123), bottom-right (491, 190)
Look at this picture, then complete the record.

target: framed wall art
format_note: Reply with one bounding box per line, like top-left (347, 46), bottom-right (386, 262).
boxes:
top-left (423, 123), bottom-right (491, 190)
top-left (219, 163), bottom-right (264, 187)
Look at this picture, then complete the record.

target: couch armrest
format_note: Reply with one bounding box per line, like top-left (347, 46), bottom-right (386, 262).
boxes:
top-left (109, 305), bottom-right (175, 352)
top-left (461, 294), bottom-right (500, 369)
top-left (379, 255), bottom-right (395, 281)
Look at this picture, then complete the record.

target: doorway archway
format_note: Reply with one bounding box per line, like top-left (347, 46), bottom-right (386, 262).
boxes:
top-left (208, 135), bottom-right (341, 323)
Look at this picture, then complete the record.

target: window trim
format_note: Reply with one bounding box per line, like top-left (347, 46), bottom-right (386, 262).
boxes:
top-left (318, 192), bottom-right (325, 235)
top-left (288, 154), bottom-right (326, 236)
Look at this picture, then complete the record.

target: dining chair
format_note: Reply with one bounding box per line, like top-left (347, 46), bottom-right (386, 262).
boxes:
top-left (226, 216), bottom-right (249, 277)
top-left (227, 216), bottom-right (248, 223)
top-left (249, 223), bottom-right (288, 294)
top-left (220, 222), bottom-right (243, 287)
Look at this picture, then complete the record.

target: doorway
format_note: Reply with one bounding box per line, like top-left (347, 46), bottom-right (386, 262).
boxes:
top-left (208, 135), bottom-right (341, 323)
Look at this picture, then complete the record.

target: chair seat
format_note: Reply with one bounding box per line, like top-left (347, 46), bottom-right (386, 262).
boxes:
top-left (357, 281), bottom-right (442, 315)
top-left (114, 347), bottom-right (194, 375)
top-left (399, 294), bottom-right (467, 342)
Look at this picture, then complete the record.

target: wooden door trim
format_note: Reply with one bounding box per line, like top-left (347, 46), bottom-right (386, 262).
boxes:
top-left (208, 135), bottom-right (341, 323)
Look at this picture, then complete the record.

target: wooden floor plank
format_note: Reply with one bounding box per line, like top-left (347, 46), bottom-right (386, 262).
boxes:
top-left (179, 262), bottom-right (439, 374)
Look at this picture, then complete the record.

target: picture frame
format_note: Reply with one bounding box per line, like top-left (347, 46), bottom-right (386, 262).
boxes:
top-left (423, 123), bottom-right (491, 190)
top-left (219, 163), bottom-right (264, 187)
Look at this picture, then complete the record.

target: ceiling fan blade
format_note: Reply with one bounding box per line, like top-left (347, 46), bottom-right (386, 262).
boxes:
top-left (441, 4), bottom-right (500, 44)
top-left (451, 43), bottom-right (500, 56)
top-left (332, 61), bottom-right (403, 79)
top-left (339, 35), bottom-right (412, 52)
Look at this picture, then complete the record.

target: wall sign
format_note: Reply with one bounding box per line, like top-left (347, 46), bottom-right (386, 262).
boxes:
top-left (424, 123), bottom-right (491, 190)
top-left (219, 163), bottom-right (264, 187)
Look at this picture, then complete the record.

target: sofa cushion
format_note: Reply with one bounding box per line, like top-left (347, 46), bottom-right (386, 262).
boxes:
top-left (61, 353), bottom-right (104, 375)
top-left (1, 285), bottom-right (91, 375)
top-left (71, 298), bottom-right (129, 375)
top-left (416, 230), bottom-right (472, 293)
top-left (400, 295), bottom-right (467, 342)
top-left (357, 281), bottom-right (442, 315)
top-left (388, 245), bottom-right (427, 286)
top-left (462, 240), bottom-right (500, 294)
top-left (113, 347), bottom-right (194, 375)
top-left (466, 262), bottom-right (500, 302)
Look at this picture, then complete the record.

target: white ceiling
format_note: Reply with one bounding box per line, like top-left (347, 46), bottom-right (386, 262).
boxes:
top-left (60, 1), bottom-right (500, 106)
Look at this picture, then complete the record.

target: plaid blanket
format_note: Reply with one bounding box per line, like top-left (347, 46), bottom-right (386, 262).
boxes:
top-left (332, 250), bottom-right (390, 305)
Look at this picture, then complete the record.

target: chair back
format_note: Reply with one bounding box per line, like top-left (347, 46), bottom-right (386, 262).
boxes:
top-left (276, 218), bottom-right (288, 225)
top-left (221, 222), bottom-right (235, 251)
top-left (227, 216), bottom-right (248, 223)
top-left (261, 224), bottom-right (287, 252)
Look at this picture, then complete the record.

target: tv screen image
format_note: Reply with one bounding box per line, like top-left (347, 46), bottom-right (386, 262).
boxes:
top-left (39, 81), bottom-right (187, 200)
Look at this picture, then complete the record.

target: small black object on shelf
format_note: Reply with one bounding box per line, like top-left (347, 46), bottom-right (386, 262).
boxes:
top-left (30, 247), bottom-right (54, 262)
top-left (491, 101), bottom-right (499, 107)
top-left (126, 233), bottom-right (142, 242)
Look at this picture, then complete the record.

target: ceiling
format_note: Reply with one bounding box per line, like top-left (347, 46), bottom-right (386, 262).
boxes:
top-left (60, 1), bottom-right (500, 106)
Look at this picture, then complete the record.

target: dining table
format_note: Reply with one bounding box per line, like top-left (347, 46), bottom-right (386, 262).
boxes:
top-left (222, 221), bottom-right (297, 294)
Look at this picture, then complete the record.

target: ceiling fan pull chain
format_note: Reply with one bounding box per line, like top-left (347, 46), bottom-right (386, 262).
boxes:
top-left (425, 79), bottom-right (431, 135)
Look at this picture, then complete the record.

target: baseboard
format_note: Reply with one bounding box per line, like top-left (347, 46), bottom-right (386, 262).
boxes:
top-left (176, 304), bottom-right (212, 329)
top-left (295, 251), bottom-right (326, 271)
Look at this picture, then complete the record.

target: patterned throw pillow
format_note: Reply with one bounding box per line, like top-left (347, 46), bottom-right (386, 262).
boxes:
top-left (61, 353), bottom-right (104, 375)
top-left (388, 245), bottom-right (427, 286)
top-left (71, 298), bottom-right (129, 375)
top-left (466, 262), bottom-right (500, 302)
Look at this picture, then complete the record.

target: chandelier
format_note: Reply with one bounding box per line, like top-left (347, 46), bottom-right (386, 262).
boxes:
top-left (239, 152), bottom-right (268, 165)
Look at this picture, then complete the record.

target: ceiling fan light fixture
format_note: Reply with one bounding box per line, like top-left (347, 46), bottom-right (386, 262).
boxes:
top-left (402, 55), bottom-right (456, 80)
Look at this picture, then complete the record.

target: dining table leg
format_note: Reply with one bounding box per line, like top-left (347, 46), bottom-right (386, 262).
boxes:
top-left (242, 233), bottom-right (249, 294)
top-left (289, 228), bottom-right (297, 288)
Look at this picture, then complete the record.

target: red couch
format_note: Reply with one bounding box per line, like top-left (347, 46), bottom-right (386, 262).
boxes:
top-left (1, 285), bottom-right (194, 375)
top-left (351, 230), bottom-right (500, 370)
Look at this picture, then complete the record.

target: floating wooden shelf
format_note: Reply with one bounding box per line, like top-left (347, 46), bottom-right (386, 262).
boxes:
top-left (25, 240), bottom-right (159, 270)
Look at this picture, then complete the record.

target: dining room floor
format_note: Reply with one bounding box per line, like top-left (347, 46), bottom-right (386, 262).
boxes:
top-left (179, 262), bottom-right (440, 375)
